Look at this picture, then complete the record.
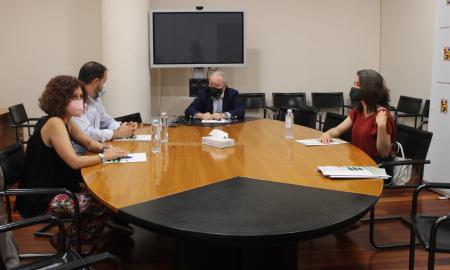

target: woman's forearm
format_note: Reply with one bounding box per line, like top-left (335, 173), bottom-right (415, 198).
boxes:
top-left (376, 125), bottom-right (392, 157)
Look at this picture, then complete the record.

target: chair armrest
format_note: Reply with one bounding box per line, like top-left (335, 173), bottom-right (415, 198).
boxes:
top-left (0, 214), bottom-right (62, 234)
top-left (306, 106), bottom-right (320, 113)
top-left (1, 188), bottom-right (81, 254)
top-left (411, 183), bottom-right (450, 215)
top-left (379, 159), bottom-right (430, 168)
top-left (2, 188), bottom-right (74, 197)
top-left (0, 214), bottom-right (66, 252)
top-left (265, 106), bottom-right (277, 112)
top-left (48, 252), bottom-right (123, 270)
top-left (394, 113), bottom-right (419, 119)
top-left (10, 123), bottom-right (37, 128)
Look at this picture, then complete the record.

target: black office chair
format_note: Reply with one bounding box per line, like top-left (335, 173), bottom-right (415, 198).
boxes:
top-left (0, 210), bottom-right (122, 270)
top-left (367, 124), bottom-right (433, 249)
top-left (267, 92), bottom-right (307, 120)
top-left (311, 92), bottom-right (345, 130)
top-left (239, 93), bottom-right (267, 118)
top-left (276, 107), bottom-right (318, 129)
top-left (409, 183), bottom-right (450, 270)
top-left (0, 143), bottom-right (81, 254)
top-left (8, 103), bottom-right (40, 144)
top-left (391, 96), bottom-right (423, 128)
top-left (189, 78), bottom-right (209, 97)
top-left (419, 99), bottom-right (430, 130)
top-left (115, 112), bottom-right (142, 123)
top-left (322, 112), bottom-right (352, 142)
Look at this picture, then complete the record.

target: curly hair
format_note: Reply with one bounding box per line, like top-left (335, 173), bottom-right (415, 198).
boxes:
top-left (356, 69), bottom-right (391, 112)
top-left (39, 75), bottom-right (87, 117)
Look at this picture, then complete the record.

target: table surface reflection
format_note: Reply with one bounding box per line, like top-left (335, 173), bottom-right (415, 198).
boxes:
top-left (82, 119), bottom-right (383, 212)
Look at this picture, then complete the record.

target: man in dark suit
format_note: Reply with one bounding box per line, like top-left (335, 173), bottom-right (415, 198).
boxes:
top-left (185, 71), bottom-right (245, 120)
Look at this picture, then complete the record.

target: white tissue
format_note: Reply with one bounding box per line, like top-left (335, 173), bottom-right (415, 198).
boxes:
top-left (202, 129), bottom-right (235, 148)
top-left (209, 129), bottom-right (229, 139)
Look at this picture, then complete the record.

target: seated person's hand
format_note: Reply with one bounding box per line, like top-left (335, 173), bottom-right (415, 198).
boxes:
top-left (92, 140), bottom-right (104, 152)
top-left (320, 132), bottom-right (333, 144)
top-left (116, 124), bottom-right (135, 138)
top-left (126, 122), bottom-right (138, 130)
top-left (198, 112), bottom-right (213, 120)
top-left (103, 146), bottom-right (129, 161)
top-left (212, 113), bottom-right (224, 120)
top-left (375, 110), bottom-right (387, 128)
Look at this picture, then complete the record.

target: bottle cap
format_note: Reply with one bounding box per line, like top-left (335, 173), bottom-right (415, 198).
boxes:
top-left (161, 112), bottom-right (167, 116)
top-left (287, 109), bottom-right (292, 113)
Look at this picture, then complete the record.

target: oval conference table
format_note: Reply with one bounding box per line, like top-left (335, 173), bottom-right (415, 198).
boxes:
top-left (82, 118), bottom-right (383, 270)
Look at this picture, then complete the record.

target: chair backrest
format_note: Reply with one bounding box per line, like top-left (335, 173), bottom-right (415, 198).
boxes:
top-left (8, 104), bottom-right (29, 125)
top-left (239, 93), bottom-right (266, 109)
top-left (322, 112), bottom-right (352, 142)
top-left (0, 143), bottom-right (25, 188)
top-left (115, 113), bottom-right (142, 123)
top-left (272, 92), bottom-right (306, 109)
top-left (422, 99), bottom-right (430, 119)
top-left (311, 92), bottom-right (344, 109)
top-left (189, 78), bottom-right (209, 97)
top-left (277, 107), bottom-right (317, 129)
top-left (396, 96), bottom-right (422, 115)
top-left (395, 124), bottom-right (433, 160)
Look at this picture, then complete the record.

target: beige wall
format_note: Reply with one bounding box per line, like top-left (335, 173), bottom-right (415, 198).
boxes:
top-left (0, 0), bottom-right (101, 117)
top-left (0, 0), bottom-right (436, 120)
top-left (150, 0), bottom-right (381, 116)
top-left (380, 0), bottom-right (435, 108)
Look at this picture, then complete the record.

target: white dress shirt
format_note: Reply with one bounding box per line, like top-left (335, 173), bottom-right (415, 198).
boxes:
top-left (72, 96), bottom-right (120, 153)
top-left (213, 91), bottom-right (224, 113)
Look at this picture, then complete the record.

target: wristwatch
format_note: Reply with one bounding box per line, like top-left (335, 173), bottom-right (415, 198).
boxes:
top-left (98, 153), bottom-right (105, 163)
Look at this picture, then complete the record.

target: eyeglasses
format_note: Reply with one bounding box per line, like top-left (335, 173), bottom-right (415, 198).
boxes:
top-left (353, 81), bottom-right (361, 87)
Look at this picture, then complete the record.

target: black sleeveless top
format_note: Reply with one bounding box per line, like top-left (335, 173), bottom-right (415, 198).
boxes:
top-left (15, 116), bottom-right (82, 217)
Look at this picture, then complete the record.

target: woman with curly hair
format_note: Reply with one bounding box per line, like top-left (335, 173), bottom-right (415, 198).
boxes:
top-left (15, 75), bottom-right (128, 248)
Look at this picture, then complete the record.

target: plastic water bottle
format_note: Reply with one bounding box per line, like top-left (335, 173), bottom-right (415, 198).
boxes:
top-left (285, 109), bottom-right (294, 139)
top-left (160, 112), bottom-right (169, 143)
top-left (151, 119), bottom-right (161, 153)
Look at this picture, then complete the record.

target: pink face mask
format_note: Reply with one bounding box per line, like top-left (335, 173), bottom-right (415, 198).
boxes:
top-left (66, 99), bottom-right (84, 117)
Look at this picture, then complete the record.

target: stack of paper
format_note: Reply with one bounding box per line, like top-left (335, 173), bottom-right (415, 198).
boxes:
top-left (317, 166), bottom-right (390, 179)
top-left (201, 119), bottom-right (231, 123)
top-left (114, 135), bottom-right (151, 142)
top-left (104, 153), bottom-right (147, 164)
top-left (296, 138), bottom-right (348, 146)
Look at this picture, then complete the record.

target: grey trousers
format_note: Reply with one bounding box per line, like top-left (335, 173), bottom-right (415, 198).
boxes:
top-left (0, 178), bottom-right (19, 268)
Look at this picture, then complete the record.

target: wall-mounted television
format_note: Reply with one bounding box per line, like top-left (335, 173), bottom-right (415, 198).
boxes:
top-left (149, 10), bottom-right (246, 68)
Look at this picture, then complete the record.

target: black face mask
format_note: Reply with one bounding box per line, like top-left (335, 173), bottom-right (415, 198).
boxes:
top-left (209, 87), bottom-right (223, 98)
top-left (349, 87), bottom-right (363, 102)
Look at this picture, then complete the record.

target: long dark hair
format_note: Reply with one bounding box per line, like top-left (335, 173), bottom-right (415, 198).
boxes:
top-left (356, 69), bottom-right (390, 112)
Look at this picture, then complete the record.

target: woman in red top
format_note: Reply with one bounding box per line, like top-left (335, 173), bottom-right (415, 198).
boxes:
top-left (320, 69), bottom-right (395, 163)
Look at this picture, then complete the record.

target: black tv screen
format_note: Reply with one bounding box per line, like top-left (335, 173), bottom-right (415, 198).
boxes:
top-left (150, 11), bottom-right (245, 67)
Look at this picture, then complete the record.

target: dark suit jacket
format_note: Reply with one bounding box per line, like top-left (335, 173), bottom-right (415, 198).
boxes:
top-left (185, 87), bottom-right (245, 119)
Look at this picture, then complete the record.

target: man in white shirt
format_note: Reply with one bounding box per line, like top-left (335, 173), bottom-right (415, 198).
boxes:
top-left (72, 61), bottom-right (136, 154)
top-left (72, 61), bottom-right (136, 235)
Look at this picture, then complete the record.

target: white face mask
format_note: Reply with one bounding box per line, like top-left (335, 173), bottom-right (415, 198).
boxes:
top-left (66, 99), bottom-right (84, 117)
top-left (98, 88), bottom-right (107, 98)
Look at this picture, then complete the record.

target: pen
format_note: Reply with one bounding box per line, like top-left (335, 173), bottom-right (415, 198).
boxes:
top-left (120, 155), bottom-right (133, 159)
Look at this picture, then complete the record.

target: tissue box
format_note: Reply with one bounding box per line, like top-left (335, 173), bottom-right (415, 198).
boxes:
top-left (202, 136), bottom-right (235, 148)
